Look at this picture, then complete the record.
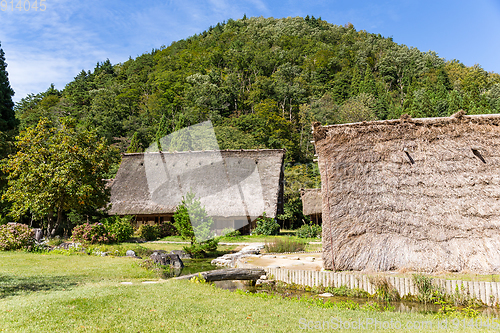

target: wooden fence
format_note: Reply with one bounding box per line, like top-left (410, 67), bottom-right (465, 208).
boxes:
top-left (264, 268), bottom-right (500, 307)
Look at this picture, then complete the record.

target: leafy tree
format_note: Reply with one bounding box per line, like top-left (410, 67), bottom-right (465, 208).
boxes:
top-left (213, 124), bottom-right (263, 150)
top-left (173, 200), bottom-right (194, 242)
top-left (14, 84), bottom-right (61, 131)
top-left (336, 93), bottom-right (377, 124)
top-left (2, 118), bottom-right (120, 236)
top-left (173, 192), bottom-right (217, 257)
top-left (277, 163), bottom-right (320, 229)
top-left (173, 191), bottom-right (214, 243)
top-left (127, 132), bottom-right (143, 153)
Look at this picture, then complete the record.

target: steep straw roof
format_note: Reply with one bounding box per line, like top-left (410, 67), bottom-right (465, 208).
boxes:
top-left (314, 111), bottom-right (500, 273)
top-left (300, 188), bottom-right (322, 216)
top-left (109, 149), bottom-right (285, 219)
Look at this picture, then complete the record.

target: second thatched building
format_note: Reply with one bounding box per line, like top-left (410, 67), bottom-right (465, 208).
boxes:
top-left (108, 149), bottom-right (285, 234)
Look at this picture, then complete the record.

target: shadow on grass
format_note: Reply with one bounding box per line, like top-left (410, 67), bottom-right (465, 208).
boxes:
top-left (0, 274), bottom-right (79, 298)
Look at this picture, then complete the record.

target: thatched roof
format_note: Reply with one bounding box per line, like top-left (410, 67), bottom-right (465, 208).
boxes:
top-left (300, 188), bottom-right (322, 216)
top-left (108, 149), bottom-right (285, 219)
top-left (314, 112), bottom-right (500, 273)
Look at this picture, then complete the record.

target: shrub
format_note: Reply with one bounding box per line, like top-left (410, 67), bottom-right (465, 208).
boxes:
top-left (369, 276), bottom-right (400, 302)
top-left (183, 238), bottom-right (219, 258)
top-left (71, 223), bottom-right (114, 245)
top-left (101, 215), bottom-right (134, 242)
top-left (296, 224), bottom-right (322, 238)
top-left (0, 224), bottom-right (35, 251)
top-left (252, 213), bottom-right (280, 236)
top-left (157, 221), bottom-right (178, 238)
top-left (264, 238), bottom-right (305, 253)
top-left (220, 228), bottom-right (240, 238)
top-left (138, 224), bottom-right (160, 241)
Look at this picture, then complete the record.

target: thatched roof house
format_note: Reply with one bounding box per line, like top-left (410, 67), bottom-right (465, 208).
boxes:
top-left (300, 188), bottom-right (322, 224)
top-left (109, 149), bottom-right (285, 233)
top-left (313, 111), bottom-right (500, 273)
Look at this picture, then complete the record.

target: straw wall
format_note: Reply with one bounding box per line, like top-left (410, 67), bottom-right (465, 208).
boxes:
top-left (313, 113), bottom-right (500, 273)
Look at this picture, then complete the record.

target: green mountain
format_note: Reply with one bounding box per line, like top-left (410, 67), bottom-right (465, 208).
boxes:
top-left (14, 16), bottom-right (500, 165)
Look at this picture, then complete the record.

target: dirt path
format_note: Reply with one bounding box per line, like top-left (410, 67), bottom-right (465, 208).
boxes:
top-left (237, 252), bottom-right (323, 271)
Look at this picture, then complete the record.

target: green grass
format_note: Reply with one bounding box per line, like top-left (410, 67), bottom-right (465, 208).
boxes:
top-left (159, 234), bottom-right (322, 245)
top-left (0, 252), bottom-right (497, 332)
top-left (0, 252), bottom-right (156, 298)
top-left (1, 279), bottom-right (495, 332)
top-left (264, 238), bottom-right (306, 253)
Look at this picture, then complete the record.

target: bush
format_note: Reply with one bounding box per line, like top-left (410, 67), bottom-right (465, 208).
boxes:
top-left (0, 224), bottom-right (35, 251)
top-left (296, 224), bottom-right (322, 238)
top-left (264, 238), bottom-right (305, 253)
top-left (183, 238), bottom-right (219, 258)
top-left (252, 213), bottom-right (280, 236)
top-left (137, 224), bottom-right (160, 241)
top-left (101, 215), bottom-right (134, 242)
top-left (71, 223), bottom-right (114, 245)
top-left (220, 228), bottom-right (240, 238)
top-left (157, 221), bottom-right (178, 238)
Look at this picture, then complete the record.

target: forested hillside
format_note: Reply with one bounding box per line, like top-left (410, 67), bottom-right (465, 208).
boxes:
top-left (15, 16), bottom-right (500, 162)
top-left (11, 16), bottom-right (500, 226)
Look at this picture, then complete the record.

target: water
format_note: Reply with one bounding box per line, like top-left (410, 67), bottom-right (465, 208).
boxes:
top-left (163, 258), bottom-right (223, 278)
top-left (212, 279), bottom-right (500, 316)
top-left (172, 260), bottom-right (500, 316)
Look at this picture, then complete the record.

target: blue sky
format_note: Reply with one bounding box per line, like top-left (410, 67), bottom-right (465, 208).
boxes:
top-left (1, 0), bottom-right (499, 102)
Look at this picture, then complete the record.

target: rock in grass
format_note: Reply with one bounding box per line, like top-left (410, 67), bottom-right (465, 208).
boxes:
top-left (126, 250), bottom-right (136, 257)
top-left (318, 293), bottom-right (334, 297)
top-left (170, 250), bottom-right (192, 259)
top-left (150, 252), bottom-right (184, 269)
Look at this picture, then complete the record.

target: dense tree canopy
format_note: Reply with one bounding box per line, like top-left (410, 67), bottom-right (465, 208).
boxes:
top-left (14, 17), bottom-right (500, 166)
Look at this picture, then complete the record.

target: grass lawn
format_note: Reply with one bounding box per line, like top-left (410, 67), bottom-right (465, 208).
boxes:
top-left (158, 234), bottom-right (321, 245)
top-left (0, 252), bottom-right (495, 332)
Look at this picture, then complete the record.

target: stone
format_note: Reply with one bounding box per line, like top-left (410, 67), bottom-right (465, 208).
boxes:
top-left (255, 279), bottom-right (275, 286)
top-left (57, 242), bottom-right (79, 250)
top-left (126, 250), bottom-right (136, 257)
top-left (150, 252), bottom-right (184, 269)
top-left (305, 257), bottom-right (316, 262)
top-left (260, 275), bottom-right (267, 280)
top-left (170, 250), bottom-right (192, 259)
top-left (34, 228), bottom-right (43, 242)
top-left (318, 293), bottom-right (334, 297)
top-left (211, 258), bottom-right (232, 267)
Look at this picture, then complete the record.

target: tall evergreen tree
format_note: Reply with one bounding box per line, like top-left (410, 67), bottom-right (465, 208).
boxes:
top-left (126, 132), bottom-right (143, 153)
top-left (0, 42), bottom-right (15, 132)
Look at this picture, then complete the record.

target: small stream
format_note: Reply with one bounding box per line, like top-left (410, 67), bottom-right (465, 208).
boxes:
top-left (174, 259), bottom-right (500, 316)
top-left (212, 279), bottom-right (500, 316)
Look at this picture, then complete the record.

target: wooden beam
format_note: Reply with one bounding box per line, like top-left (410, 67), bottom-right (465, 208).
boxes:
top-left (175, 268), bottom-right (265, 282)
